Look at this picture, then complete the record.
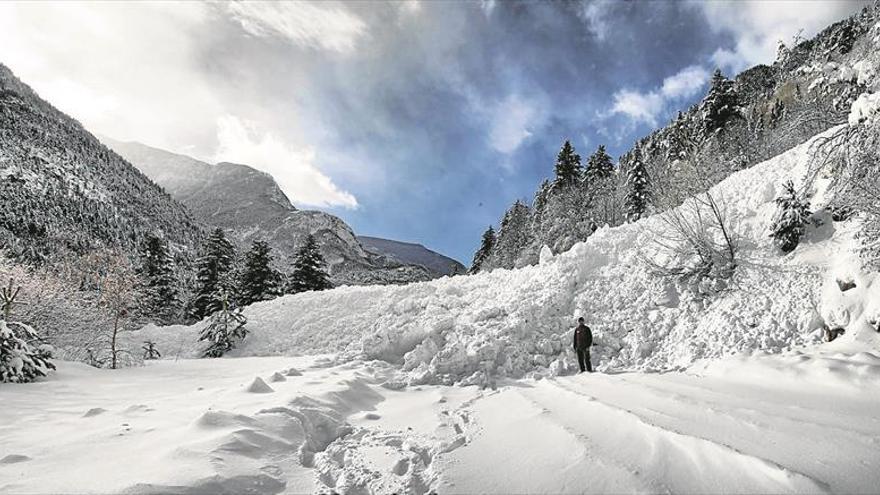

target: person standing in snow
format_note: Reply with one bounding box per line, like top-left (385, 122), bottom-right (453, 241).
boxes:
top-left (573, 317), bottom-right (593, 373)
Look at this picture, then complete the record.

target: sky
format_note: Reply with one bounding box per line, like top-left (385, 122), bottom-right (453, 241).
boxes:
top-left (0, 0), bottom-right (868, 264)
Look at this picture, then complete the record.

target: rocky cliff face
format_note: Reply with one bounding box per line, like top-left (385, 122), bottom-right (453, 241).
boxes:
top-left (104, 139), bottom-right (436, 286)
top-left (0, 63), bottom-right (202, 263)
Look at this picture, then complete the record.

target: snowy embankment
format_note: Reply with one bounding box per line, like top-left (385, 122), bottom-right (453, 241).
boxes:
top-left (134, 123), bottom-right (880, 386)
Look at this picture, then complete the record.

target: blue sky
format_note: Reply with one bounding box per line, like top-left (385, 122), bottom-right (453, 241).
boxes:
top-left (0, 1), bottom-right (867, 263)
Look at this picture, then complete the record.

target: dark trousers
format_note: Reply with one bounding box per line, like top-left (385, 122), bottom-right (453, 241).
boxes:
top-left (576, 348), bottom-right (592, 373)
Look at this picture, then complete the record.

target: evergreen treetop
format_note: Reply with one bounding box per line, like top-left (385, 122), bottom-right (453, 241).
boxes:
top-left (769, 180), bottom-right (810, 253)
top-left (624, 147), bottom-right (650, 222)
top-left (585, 145), bottom-right (615, 184)
top-left (469, 226), bottom-right (496, 274)
top-left (192, 228), bottom-right (236, 319)
top-left (238, 240), bottom-right (282, 306)
top-left (554, 140), bottom-right (582, 188)
top-left (138, 234), bottom-right (179, 323)
top-left (287, 234), bottom-right (332, 294)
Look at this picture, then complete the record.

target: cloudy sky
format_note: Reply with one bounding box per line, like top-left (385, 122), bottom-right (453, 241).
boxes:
top-left (0, 1), bottom-right (867, 263)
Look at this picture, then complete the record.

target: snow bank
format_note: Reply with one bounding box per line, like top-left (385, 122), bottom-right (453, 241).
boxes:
top-left (136, 125), bottom-right (878, 385)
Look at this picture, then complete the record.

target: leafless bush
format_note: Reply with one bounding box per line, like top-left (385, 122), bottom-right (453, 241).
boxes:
top-left (642, 191), bottom-right (739, 295)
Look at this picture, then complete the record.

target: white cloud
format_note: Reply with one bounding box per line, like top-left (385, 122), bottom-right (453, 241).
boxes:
top-left (215, 116), bottom-right (358, 209)
top-left (488, 95), bottom-right (542, 154)
top-left (0, 1), bottom-right (222, 152)
top-left (696, 0), bottom-right (869, 72)
top-left (580, 1), bottom-right (615, 41)
top-left (660, 65), bottom-right (710, 99)
top-left (610, 89), bottom-right (664, 126)
top-left (225, 1), bottom-right (366, 53)
top-left (610, 65), bottom-right (709, 125)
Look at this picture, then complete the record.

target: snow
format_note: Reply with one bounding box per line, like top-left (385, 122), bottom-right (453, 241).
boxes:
top-left (5, 103), bottom-right (880, 493)
top-left (849, 92), bottom-right (880, 125)
top-left (130, 124), bottom-right (873, 387)
top-left (2, 351), bottom-right (879, 493)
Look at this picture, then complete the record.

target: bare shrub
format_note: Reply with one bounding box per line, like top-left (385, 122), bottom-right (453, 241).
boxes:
top-left (642, 191), bottom-right (739, 296)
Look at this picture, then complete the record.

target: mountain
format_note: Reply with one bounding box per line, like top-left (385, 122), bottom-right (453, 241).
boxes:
top-left (103, 138), bottom-right (438, 286)
top-left (0, 64), bottom-right (202, 263)
top-left (358, 236), bottom-right (465, 276)
top-left (478, 4), bottom-right (880, 270)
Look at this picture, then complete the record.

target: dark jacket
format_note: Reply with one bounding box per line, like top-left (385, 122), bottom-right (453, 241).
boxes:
top-left (573, 323), bottom-right (593, 350)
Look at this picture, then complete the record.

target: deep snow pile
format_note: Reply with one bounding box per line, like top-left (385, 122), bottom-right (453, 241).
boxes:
top-left (133, 124), bottom-right (879, 386)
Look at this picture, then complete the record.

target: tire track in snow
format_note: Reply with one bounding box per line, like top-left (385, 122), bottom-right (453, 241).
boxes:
top-left (521, 379), bottom-right (833, 494)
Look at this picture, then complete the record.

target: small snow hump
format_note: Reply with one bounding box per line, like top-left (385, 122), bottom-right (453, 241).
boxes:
top-left (285, 367), bottom-right (302, 377)
top-left (269, 372), bottom-right (287, 383)
top-left (246, 377), bottom-right (274, 393)
top-left (82, 408), bottom-right (107, 418)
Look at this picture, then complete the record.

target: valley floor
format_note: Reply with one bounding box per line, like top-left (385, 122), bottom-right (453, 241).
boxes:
top-left (1, 350), bottom-right (879, 494)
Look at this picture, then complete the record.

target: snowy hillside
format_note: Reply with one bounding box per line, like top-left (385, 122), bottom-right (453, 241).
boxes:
top-left (133, 120), bottom-right (880, 387)
top-left (0, 64), bottom-right (202, 263)
top-left (104, 138), bottom-right (440, 286)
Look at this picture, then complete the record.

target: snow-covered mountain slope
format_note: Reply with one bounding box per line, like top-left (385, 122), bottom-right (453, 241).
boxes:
top-left (134, 119), bottom-right (880, 386)
top-left (103, 138), bottom-right (437, 286)
top-left (0, 64), bottom-right (202, 262)
top-left (358, 236), bottom-right (465, 277)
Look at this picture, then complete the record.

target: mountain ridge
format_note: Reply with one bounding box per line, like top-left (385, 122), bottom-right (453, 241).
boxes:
top-left (103, 138), bottom-right (458, 283)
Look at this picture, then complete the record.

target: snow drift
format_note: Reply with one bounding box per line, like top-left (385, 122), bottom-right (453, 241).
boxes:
top-left (134, 121), bottom-right (880, 386)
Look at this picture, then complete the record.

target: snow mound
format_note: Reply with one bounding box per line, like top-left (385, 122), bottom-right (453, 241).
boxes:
top-left (245, 377), bottom-right (274, 394)
top-left (269, 372), bottom-right (287, 382)
top-left (137, 124), bottom-right (878, 385)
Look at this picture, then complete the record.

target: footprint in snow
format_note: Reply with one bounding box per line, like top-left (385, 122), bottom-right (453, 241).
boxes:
top-left (363, 413), bottom-right (381, 420)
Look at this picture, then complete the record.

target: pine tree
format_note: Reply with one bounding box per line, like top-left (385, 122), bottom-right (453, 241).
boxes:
top-left (624, 146), bottom-right (650, 222)
top-left (584, 145), bottom-right (615, 184)
top-left (1, 278), bottom-right (54, 383)
top-left (198, 290), bottom-right (247, 358)
top-left (286, 235), bottom-right (332, 294)
top-left (487, 201), bottom-right (531, 270)
top-left (769, 180), bottom-right (810, 253)
top-left (469, 226), bottom-right (496, 274)
top-left (554, 140), bottom-right (582, 188)
top-left (701, 69), bottom-right (740, 133)
top-left (238, 240), bottom-right (282, 306)
top-left (192, 228), bottom-right (236, 319)
top-left (138, 234), bottom-right (179, 323)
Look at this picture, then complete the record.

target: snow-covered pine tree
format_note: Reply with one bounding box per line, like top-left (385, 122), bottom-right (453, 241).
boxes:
top-left (701, 69), bottom-right (740, 134)
top-left (138, 234), bottom-right (179, 323)
top-left (198, 290), bottom-right (247, 358)
top-left (286, 234), bottom-right (332, 294)
top-left (584, 145), bottom-right (615, 184)
top-left (469, 226), bottom-right (496, 274)
top-left (554, 140), bottom-right (582, 189)
top-left (769, 180), bottom-right (810, 253)
top-left (625, 146), bottom-right (650, 222)
top-left (1, 278), bottom-right (54, 383)
top-left (486, 200), bottom-right (531, 270)
top-left (238, 240), bottom-right (281, 306)
top-left (192, 228), bottom-right (236, 319)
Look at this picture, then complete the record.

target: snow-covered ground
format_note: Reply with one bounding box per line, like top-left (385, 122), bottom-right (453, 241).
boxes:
top-left (2, 347), bottom-right (879, 494)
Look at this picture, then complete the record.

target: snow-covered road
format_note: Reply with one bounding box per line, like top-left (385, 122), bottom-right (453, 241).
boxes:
top-left (2, 352), bottom-right (879, 494)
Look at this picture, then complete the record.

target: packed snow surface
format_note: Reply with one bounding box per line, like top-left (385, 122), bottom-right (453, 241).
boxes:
top-left (133, 125), bottom-right (877, 386)
top-left (2, 348), bottom-right (880, 494)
